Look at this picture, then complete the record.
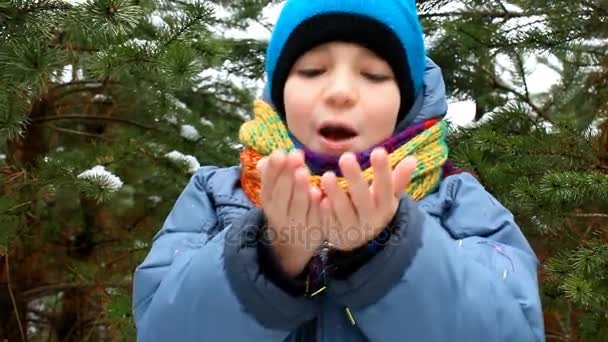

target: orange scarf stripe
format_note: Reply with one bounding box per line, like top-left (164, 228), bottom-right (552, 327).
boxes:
top-left (239, 100), bottom-right (449, 207)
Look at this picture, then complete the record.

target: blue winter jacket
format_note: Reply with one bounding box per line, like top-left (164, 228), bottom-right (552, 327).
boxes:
top-left (132, 58), bottom-right (545, 341)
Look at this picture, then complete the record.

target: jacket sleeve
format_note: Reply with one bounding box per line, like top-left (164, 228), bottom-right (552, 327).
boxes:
top-left (132, 167), bottom-right (317, 341)
top-left (326, 173), bottom-right (545, 342)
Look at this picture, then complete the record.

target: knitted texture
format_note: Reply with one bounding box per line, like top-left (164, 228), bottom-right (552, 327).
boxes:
top-left (265, 0), bottom-right (425, 98)
top-left (289, 115), bottom-right (442, 177)
top-left (268, 13), bottom-right (415, 123)
top-left (239, 100), bottom-right (449, 207)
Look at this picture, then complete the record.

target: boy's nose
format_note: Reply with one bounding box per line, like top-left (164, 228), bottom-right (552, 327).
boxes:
top-left (324, 69), bottom-right (358, 108)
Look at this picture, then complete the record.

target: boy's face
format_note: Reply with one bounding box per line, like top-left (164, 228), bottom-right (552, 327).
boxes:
top-left (284, 42), bottom-right (400, 156)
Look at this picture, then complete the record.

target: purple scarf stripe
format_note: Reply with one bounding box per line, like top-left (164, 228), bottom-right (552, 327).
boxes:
top-left (296, 120), bottom-right (436, 176)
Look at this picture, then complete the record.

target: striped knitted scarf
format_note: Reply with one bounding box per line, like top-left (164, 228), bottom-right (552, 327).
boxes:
top-left (239, 100), bottom-right (452, 206)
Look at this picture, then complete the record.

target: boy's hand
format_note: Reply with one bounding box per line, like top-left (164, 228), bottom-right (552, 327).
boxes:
top-left (320, 148), bottom-right (417, 251)
top-left (257, 150), bottom-right (325, 277)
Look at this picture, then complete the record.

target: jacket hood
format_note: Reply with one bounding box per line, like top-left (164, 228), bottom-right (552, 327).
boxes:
top-left (395, 57), bottom-right (448, 131)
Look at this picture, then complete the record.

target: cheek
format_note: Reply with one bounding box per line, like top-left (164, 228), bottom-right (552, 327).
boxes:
top-left (283, 78), bottom-right (315, 132)
top-left (369, 84), bottom-right (400, 133)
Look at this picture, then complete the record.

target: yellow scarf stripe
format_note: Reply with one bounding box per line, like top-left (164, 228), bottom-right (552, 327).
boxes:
top-left (239, 100), bottom-right (448, 201)
top-left (239, 100), bottom-right (295, 154)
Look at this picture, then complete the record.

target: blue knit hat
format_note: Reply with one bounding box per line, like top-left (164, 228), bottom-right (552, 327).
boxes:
top-left (265, 0), bottom-right (426, 124)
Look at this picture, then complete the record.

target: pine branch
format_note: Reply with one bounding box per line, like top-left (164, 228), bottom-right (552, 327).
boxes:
top-left (31, 114), bottom-right (161, 131)
top-left (166, 0), bottom-right (191, 6)
top-left (161, 5), bottom-right (212, 50)
top-left (419, 10), bottom-right (544, 19)
top-left (21, 282), bottom-right (128, 300)
top-left (545, 331), bottom-right (572, 342)
top-left (104, 246), bottom-right (148, 268)
top-left (570, 213), bottom-right (608, 218)
top-left (51, 81), bottom-right (107, 91)
top-left (514, 53), bottom-right (532, 106)
top-left (581, 0), bottom-right (608, 15)
top-left (494, 0), bottom-right (509, 14)
top-left (541, 60), bottom-right (581, 116)
top-left (253, 17), bottom-right (272, 33)
top-left (552, 45), bottom-right (608, 57)
top-left (479, 65), bottom-right (551, 121)
top-left (562, 59), bottom-right (604, 68)
top-left (420, 7), bottom-right (598, 20)
top-left (491, 0), bottom-right (519, 27)
top-left (452, 18), bottom-right (604, 58)
top-left (1, 201), bottom-right (32, 215)
top-left (27, 307), bottom-right (54, 321)
top-left (13, 1), bottom-right (72, 15)
top-left (47, 42), bottom-right (99, 53)
top-left (43, 123), bottom-right (111, 141)
top-left (0, 168), bottom-right (27, 188)
top-left (542, 33), bottom-right (599, 53)
top-left (52, 88), bottom-right (106, 102)
top-left (520, 148), bottom-right (594, 165)
top-left (499, 17), bottom-right (548, 37)
top-left (51, 79), bottom-right (122, 103)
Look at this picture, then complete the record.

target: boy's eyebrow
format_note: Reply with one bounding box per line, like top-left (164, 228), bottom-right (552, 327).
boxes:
top-left (306, 45), bottom-right (330, 56)
top-left (294, 49), bottom-right (328, 65)
top-left (358, 48), bottom-right (382, 60)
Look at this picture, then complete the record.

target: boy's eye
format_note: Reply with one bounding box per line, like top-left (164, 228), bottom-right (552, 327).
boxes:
top-left (297, 69), bottom-right (324, 78)
top-left (362, 72), bottom-right (392, 82)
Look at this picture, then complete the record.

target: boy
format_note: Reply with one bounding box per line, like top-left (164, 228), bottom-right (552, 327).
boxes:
top-left (132, 0), bottom-right (545, 341)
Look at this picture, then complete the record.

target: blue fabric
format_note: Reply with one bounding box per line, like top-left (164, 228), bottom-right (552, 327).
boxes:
top-left (265, 0), bottom-right (426, 99)
top-left (132, 167), bottom-right (545, 341)
top-left (223, 207), bottom-right (319, 329)
top-left (132, 58), bottom-right (544, 341)
top-left (328, 173), bottom-right (545, 341)
top-left (395, 57), bottom-right (449, 129)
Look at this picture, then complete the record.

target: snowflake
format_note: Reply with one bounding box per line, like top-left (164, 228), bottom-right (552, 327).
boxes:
top-left (148, 195), bottom-right (162, 205)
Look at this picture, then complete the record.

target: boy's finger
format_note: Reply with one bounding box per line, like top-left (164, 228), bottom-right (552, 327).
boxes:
top-left (392, 156), bottom-right (417, 197)
top-left (308, 185), bottom-right (322, 224)
top-left (321, 171), bottom-right (357, 231)
top-left (260, 151), bottom-right (286, 204)
top-left (307, 186), bottom-right (324, 250)
top-left (339, 152), bottom-right (373, 221)
top-left (320, 197), bottom-right (340, 249)
top-left (370, 148), bottom-right (393, 209)
top-left (289, 166), bottom-right (310, 226)
top-left (285, 149), bottom-right (305, 170)
top-left (271, 152), bottom-right (299, 217)
top-left (292, 149), bottom-right (305, 167)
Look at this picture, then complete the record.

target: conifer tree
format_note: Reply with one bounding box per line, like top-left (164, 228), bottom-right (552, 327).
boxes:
top-left (2, 0), bottom-right (607, 340)
top-left (0, 0), bottom-right (268, 340)
top-left (419, 0), bottom-right (608, 339)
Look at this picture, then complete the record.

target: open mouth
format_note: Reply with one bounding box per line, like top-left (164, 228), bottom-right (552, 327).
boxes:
top-left (319, 124), bottom-right (357, 141)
